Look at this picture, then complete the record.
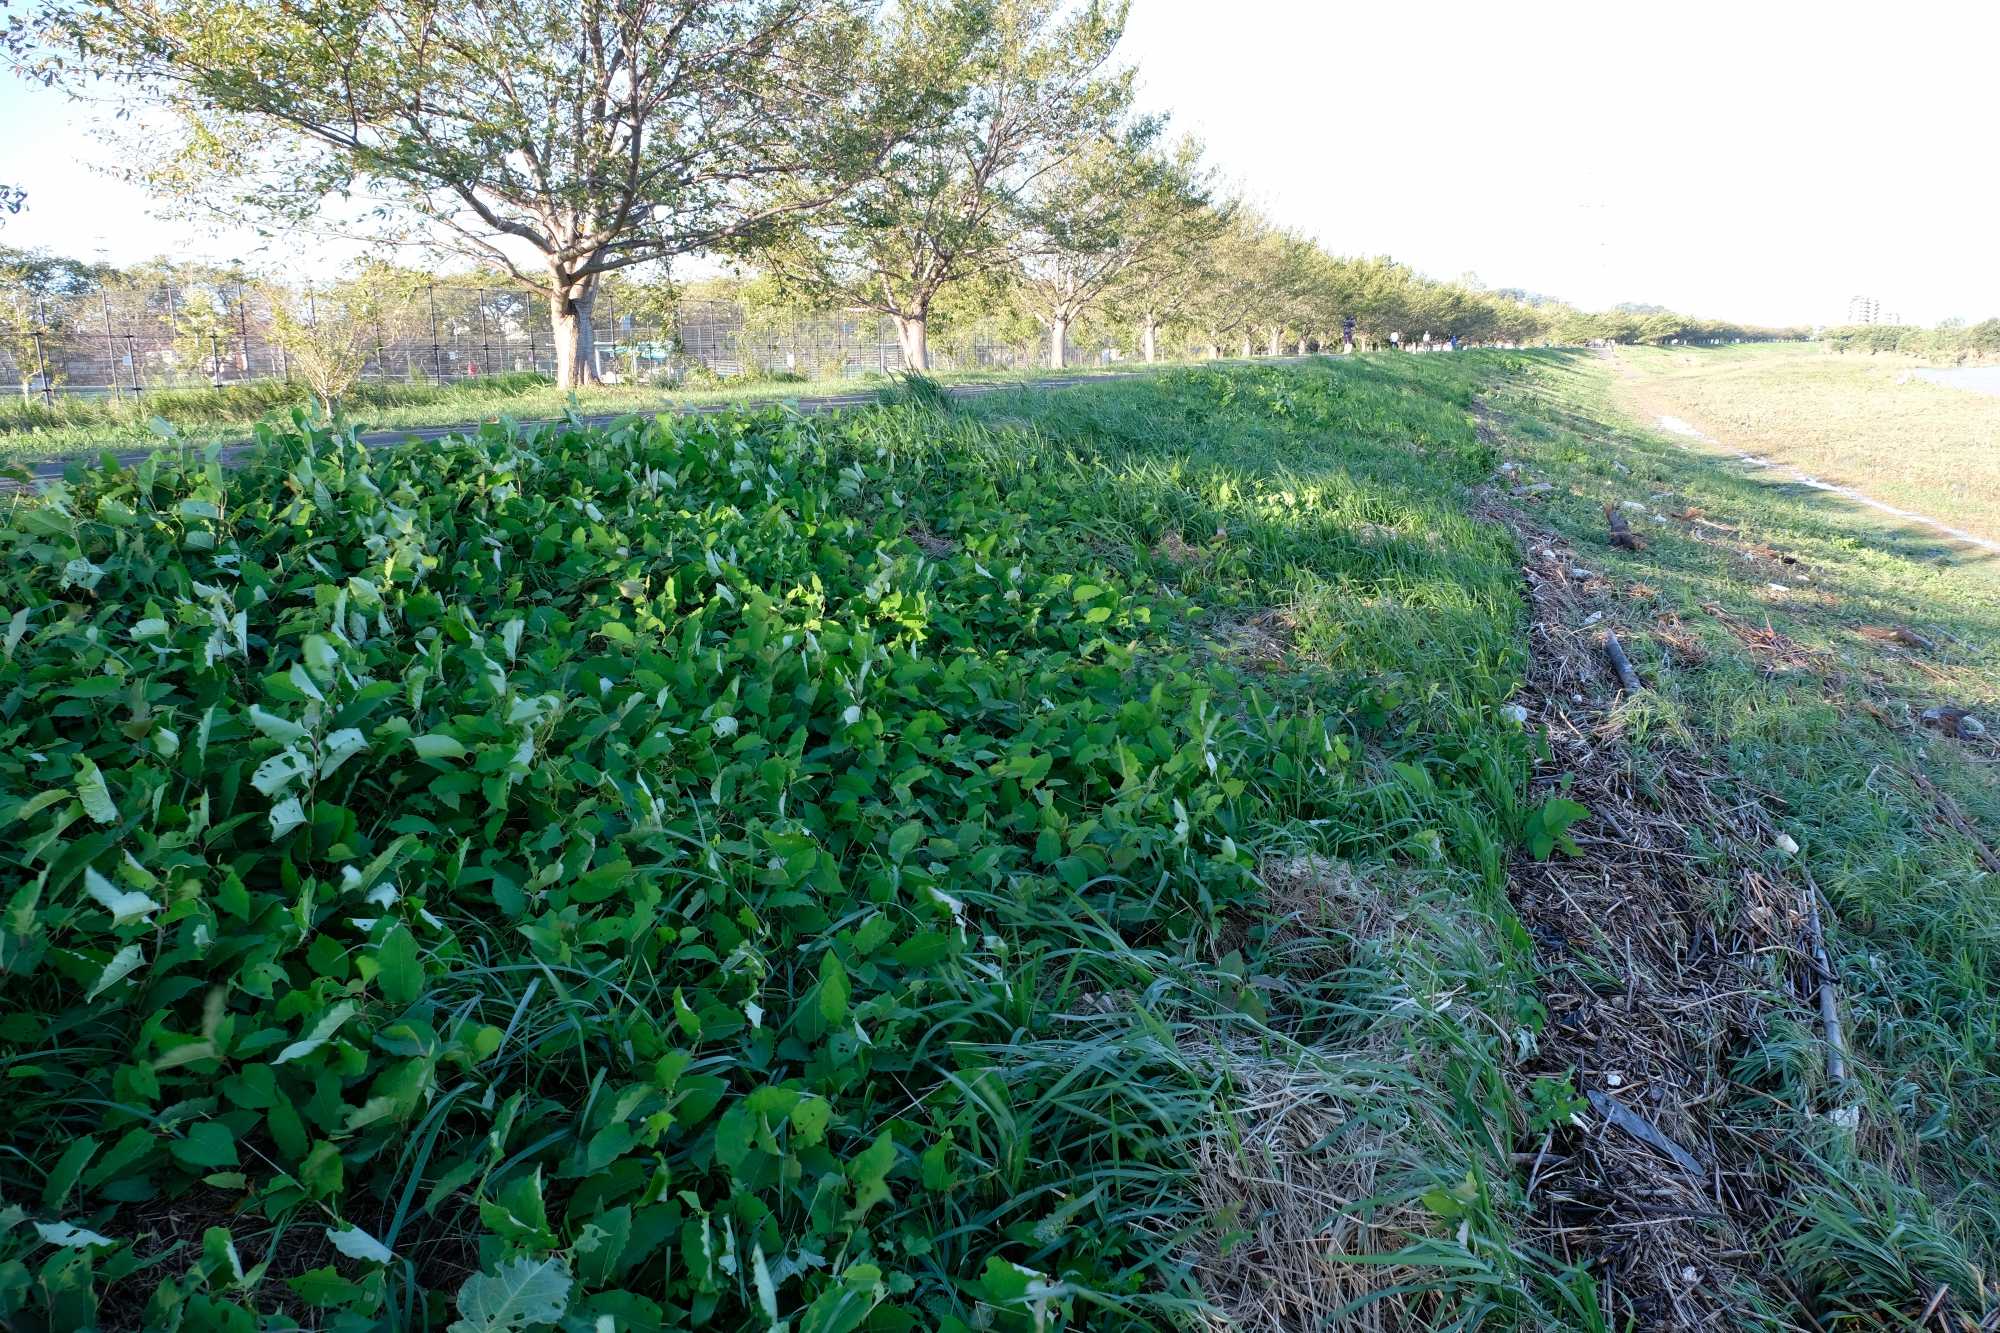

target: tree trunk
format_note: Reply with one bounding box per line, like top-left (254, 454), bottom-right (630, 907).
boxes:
top-left (1268, 326), bottom-right (1282, 357)
top-left (1239, 334), bottom-right (1252, 359)
top-left (551, 275), bottom-right (601, 388)
top-left (1141, 320), bottom-right (1158, 363)
top-left (1048, 316), bottom-right (1067, 369)
top-left (892, 314), bottom-right (929, 372)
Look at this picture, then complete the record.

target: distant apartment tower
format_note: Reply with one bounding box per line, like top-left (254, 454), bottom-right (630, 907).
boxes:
top-left (1847, 295), bottom-right (1881, 325)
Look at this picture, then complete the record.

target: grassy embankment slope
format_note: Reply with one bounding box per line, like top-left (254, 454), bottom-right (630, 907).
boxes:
top-left (6, 344), bottom-right (1993, 1332)
top-left (0, 356), bottom-right (1605, 1333)
top-left (1480, 345), bottom-right (2000, 1326)
top-left (1614, 340), bottom-right (2000, 543)
top-left (0, 364), bottom-right (1151, 464)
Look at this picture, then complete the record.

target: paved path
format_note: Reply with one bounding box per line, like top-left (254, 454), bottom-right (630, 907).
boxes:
top-left (17, 369), bottom-right (1150, 483)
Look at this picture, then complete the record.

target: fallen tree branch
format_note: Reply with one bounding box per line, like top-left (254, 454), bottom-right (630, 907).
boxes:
top-left (1800, 873), bottom-right (1848, 1083)
top-left (1911, 770), bottom-right (2000, 873)
top-left (1604, 631), bottom-right (1643, 694)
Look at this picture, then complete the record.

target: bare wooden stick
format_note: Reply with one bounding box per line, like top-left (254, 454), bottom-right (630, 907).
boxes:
top-left (1801, 874), bottom-right (1847, 1083)
top-left (1604, 631), bottom-right (1642, 694)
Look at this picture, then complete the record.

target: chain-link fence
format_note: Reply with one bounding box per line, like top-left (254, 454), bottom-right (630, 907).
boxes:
top-left (0, 283), bottom-right (1048, 400)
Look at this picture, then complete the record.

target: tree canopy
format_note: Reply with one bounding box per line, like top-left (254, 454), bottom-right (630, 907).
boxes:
top-left (19, 0), bottom-right (945, 383)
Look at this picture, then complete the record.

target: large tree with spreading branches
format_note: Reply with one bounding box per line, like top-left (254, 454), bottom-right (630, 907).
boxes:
top-left (14, 0), bottom-right (951, 385)
top-left (757, 0), bottom-right (1131, 372)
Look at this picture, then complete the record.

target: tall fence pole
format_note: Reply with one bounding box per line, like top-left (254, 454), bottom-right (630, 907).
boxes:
top-left (427, 284), bottom-right (442, 382)
top-left (31, 303), bottom-right (53, 407)
top-left (477, 289), bottom-right (491, 375)
top-left (101, 286), bottom-right (121, 401)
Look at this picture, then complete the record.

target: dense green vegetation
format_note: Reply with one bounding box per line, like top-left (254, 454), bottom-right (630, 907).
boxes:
top-left (1819, 317), bottom-right (2000, 362)
top-left (0, 358), bottom-right (1593, 1331)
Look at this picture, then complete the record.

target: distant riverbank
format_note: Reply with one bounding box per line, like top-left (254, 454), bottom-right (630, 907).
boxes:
top-left (1912, 365), bottom-right (2000, 398)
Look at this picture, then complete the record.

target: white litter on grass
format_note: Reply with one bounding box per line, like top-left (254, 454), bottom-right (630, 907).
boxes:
top-left (1654, 414), bottom-right (1999, 553)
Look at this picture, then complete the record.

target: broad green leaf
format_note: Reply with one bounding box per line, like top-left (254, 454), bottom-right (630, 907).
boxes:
top-left (303, 634), bottom-right (341, 687)
top-left (318, 728), bottom-right (370, 777)
top-left (375, 925), bottom-right (424, 1005)
top-left (34, 1220), bottom-right (115, 1249)
top-left (288, 1266), bottom-right (365, 1309)
top-left (251, 747), bottom-right (314, 797)
top-left (247, 705), bottom-right (309, 743)
top-left (327, 1225), bottom-right (394, 1264)
top-left (448, 1255), bottom-right (573, 1333)
top-left (274, 1001), bottom-right (357, 1063)
top-left (85, 944), bottom-right (145, 1000)
top-left (41, 1135), bottom-right (98, 1207)
top-left (83, 868), bottom-right (158, 925)
top-left (818, 951), bottom-right (851, 1024)
top-left (73, 757), bottom-right (118, 824)
top-left (411, 734), bottom-right (468, 760)
top-left (886, 821), bottom-right (924, 861)
top-left (845, 1130), bottom-right (897, 1221)
top-left (269, 797), bottom-right (308, 841)
top-left (170, 1122), bottom-right (239, 1169)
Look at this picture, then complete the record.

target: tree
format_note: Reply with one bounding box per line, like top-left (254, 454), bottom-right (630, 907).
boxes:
top-left (758, 0), bottom-right (1132, 371)
top-left (263, 269), bottom-right (421, 415)
top-left (21, 0), bottom-right (931, 386)
top-left (1106, 147), bottom-right (1230, 364)
top-left (0, 245), bottom-right (116, 402)
top-left (1007, 124), bottom-right (1178, 369)
top-left (1009, 130), bottom-right (1224, 369)
top-left (0, 184), bottom-right (23, 224)
top-left (1189, 210), bottom-right (1287, 359)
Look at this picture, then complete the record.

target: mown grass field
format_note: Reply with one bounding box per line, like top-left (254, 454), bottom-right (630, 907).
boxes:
top-left (1614, 341), bottom-right (2000, 542)
top-left (0, 364), bottom-right (1153, 465)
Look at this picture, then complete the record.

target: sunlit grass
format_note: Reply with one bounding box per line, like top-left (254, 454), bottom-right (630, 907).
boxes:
top-left (1616, 340), bottom-right (2000, 540)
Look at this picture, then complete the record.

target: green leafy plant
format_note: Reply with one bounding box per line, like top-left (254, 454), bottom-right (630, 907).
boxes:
top-left (1521, 796), bottom-right (1589, 861)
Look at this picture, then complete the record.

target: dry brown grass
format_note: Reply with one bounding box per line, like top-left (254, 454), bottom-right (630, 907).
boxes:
top-left (1616, 342), bottom-right (2000, 542)
top-left (1183, 860), bottom-right (1453, 1333)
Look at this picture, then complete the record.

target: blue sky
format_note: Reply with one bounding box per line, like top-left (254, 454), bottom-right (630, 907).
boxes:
top-left (5, 0), bottom-right (1998, 328)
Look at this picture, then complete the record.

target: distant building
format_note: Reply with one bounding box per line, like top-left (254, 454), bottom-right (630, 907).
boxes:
top-left (1847, 295), bottom-right (1881, 325)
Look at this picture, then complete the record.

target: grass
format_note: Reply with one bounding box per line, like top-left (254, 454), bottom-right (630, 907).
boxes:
top-left (13, 343), bottom-right (1989, 1329)
top-left (0, 354), bottom-right (1599, 1331)
top-left (1477, 347), bottom-right (2000, 1326)
top-left (1614, 340), bottom-right (2000, 541)
top-left (0, 361), bottom-right (1163, 463)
